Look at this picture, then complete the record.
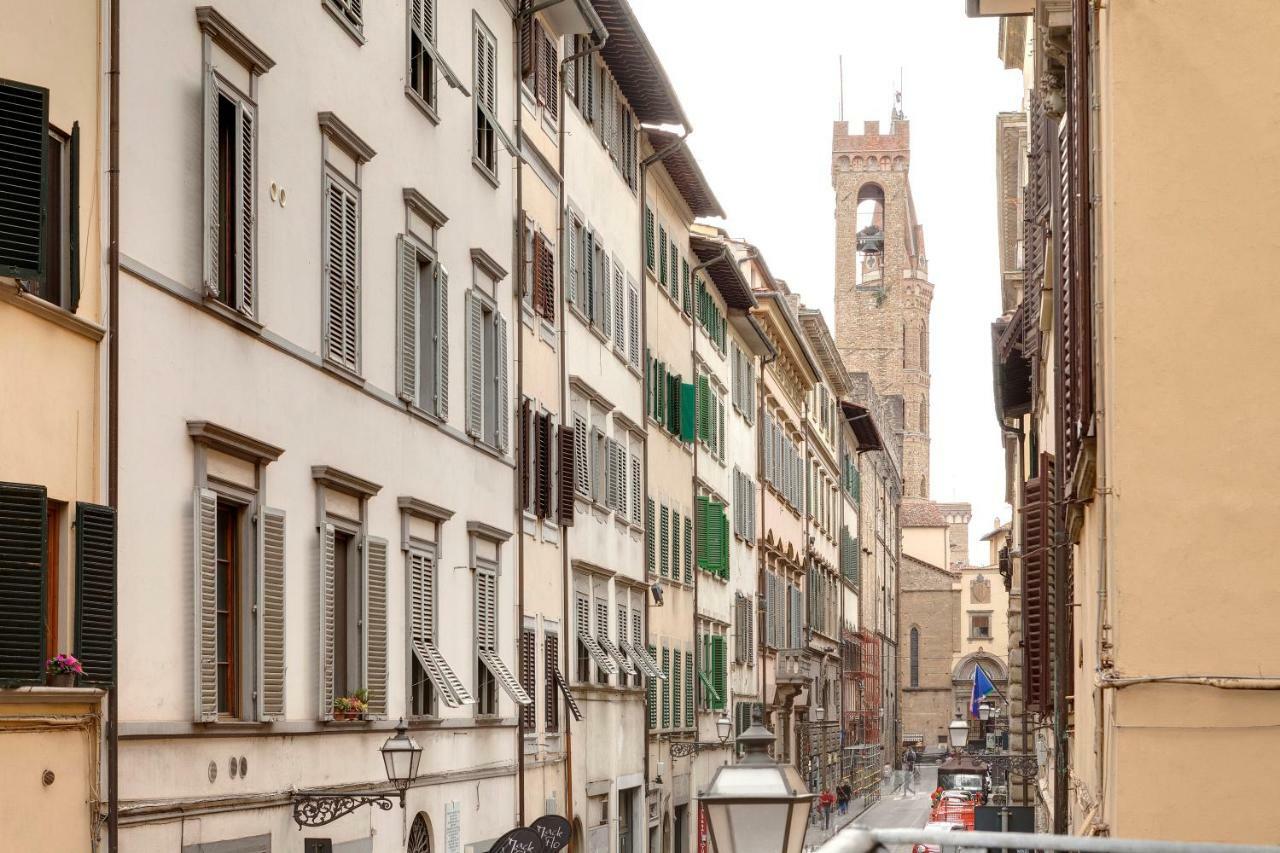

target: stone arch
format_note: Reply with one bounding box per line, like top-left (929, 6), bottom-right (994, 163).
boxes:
top-left (408, 812), bottom-right (433, 853)
top-left (880, 156), bottom-right (891, 169)
top-left (837, 154), bottom-right (851, 169)
top-left (953, 652), bottom-right (1007, 683)
top-left (865, 156), bottom-right (879, 171)
top-left (893, 156), bottom-right (907, 171)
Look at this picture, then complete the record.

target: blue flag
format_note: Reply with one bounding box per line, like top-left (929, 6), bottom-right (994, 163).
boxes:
top-left (969, 664), bottom-right (996, 717)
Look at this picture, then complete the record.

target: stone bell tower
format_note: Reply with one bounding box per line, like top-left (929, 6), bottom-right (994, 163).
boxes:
top-left (832, 111), bottom-right (934, 500)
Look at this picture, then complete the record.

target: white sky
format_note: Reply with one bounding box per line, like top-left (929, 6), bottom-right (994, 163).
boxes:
top-left (628, 0), bottom-right (1025, 558)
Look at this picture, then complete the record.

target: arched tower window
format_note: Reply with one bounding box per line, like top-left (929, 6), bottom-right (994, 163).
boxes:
top-left (920, 324), bottom-right (928, 371)
top-left (855, 184), bottom-right (886, 289)
top-left (909, 627), bottom-right (919, 687)
top-left (919, 400), bottom-right (928, 434)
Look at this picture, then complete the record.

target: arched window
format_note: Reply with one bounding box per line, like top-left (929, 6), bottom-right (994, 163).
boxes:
top-left (855, 184), bottom-right (886, 288)
top-left (408, 812), bottom-right (432, 853)
top-left (909, 627), bottom-right (919, 687)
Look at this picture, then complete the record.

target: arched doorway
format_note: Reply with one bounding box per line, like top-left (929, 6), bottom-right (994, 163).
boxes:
top-left (407, 812), bottom-right (432, 853)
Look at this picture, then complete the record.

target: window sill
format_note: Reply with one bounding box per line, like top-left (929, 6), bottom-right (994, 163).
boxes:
top-left (472, 157), bottom-right (501, 189)
top-left (204, 296), bottom-right (264, 335)
top-left (321, 358), bottom-right (366, 389)
top-left (0, 685), bottom-right (106, 705)
top-left (0, 279), bottom-right (104, 341)
top-left (405, 87), bottom-right (440, 125)
top-left (321, 0), bottom-right (366, 45)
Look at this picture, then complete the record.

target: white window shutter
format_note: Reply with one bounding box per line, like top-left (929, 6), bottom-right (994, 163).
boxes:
top-left (496, 313), bottom-right (510, 452)
top-left (475, 569), bottom-right (497, 651)
top-left (565, 213), bottom-right (578, 305)
top-left (258, 506), bottom-right (286, 721)
top-left (410, 549), bottom-right (435, 644)
top-left (237, 99), bottom-right (256, 318)
top-left (324, 178), bottom-right (360, 372)
top-left (364, 535), bottom-right (389, 718)
top-left (202, 69), bottom-right (220, 298)
top-left (435, 264), bottom-right (449, 420)
top-left (573, 415), bottom-right (590, 496)
top-left (396, 237), bottom-right (418, 403)
top-left (465, 290), bottom-right (483, 438)
top-left (318, 523), bottom-right (336, 721)
top-left (193, 488), bottom-right (218, 722)
top-left (630, 452), bottom-right (642, 525)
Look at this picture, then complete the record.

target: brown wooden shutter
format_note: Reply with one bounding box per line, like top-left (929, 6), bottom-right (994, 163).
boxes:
top-left (519, 3), bottom-right (535, 78)
top-left (544, 632), bottom-right (560, 732)
top-left (557, 425), bottom-right (576, 526)
top-left (519, 399), bottom-right (533, 512)
top-left (539, 234), bottom-right (556, 323)
top-left (520, 626), bottom-right (537, 731)
top-left (0, 82), bottom-right (49, 281)
top-left (542, 31), bottom-right (558, 123)
top-left (1022, 452), bottom-right (1055, 714)
top-left (535, 412), bottom-right (553, 519)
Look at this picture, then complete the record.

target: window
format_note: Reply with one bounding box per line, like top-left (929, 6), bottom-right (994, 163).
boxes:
top-left (618, 787), bottom-right (636, 853)
top-left (698, 628), bottom-right (726, 711)
top-left (209, 87), bottom-right (254, 316)
top-left (33, 124), bottom-right (77, 309)
top-left (473, 18), bottom-right (499, 178)
top-left (909, 628), bottom-right (919, 687)
top-left (529, 226), bottom-right (556, 323)
top-left (521, 17), bottom-right (559, 126)
top-left (573, 577), bottom-right (617, 684)
top-left (730, 343), bottom-right (755, 423)
top-left (732, 469), bottom-right (757, 544)
top-left (695, 495), bottom-right (728, 579)
top-left (969, 613), bottom-right (992, 640)
top-left (464, 289), bottom-right (509, 450)
top-left (695, 374), bottom-right (725, 459)
top-left (544, 627), bottom-right (561, 732)
top-left (322, 169), bottom-right (361, 372)
top-left (627, 281), bottom-right (641, 369)
top-left (324, 0), bottom-right (363, 37)
top-left (408, 0), bottom-right (438, 111)
top-left (734, 594), bottom-right (754, 666)
top-left (397, 236), bottom-right (449, 418)
top-left (331, 528), bottom-right (359, 701)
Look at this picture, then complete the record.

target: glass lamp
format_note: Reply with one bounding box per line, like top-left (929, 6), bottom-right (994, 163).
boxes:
top-left (978, 702), bottom-right (992, 721)
top-left (948, 716), bottom-right (969, 750)
top-left (699, 708), bottom-right (813, 853)
top-left (381, 719), bottom-right (423, 797)
top-left (716, 715), bottom-right (733, 744)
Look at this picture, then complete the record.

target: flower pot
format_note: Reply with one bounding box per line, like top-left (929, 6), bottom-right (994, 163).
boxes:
top-left (48, 672), bottom-right (76, 688)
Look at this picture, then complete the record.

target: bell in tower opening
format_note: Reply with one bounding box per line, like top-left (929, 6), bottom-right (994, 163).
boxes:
top-left (855, 184), bottom-right (886, 287)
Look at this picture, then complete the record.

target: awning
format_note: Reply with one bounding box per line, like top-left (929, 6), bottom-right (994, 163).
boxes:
top-left (839, 400), bottom-right (884, 452)
top-left (413, 640), bottom-right (475, 707)
top-left (478, 648), bottom-right (533, 705)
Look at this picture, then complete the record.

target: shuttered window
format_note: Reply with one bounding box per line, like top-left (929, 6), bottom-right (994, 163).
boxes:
top-left (322, 172), bottom-right (361, 372)
top-left (364, 536), bottom-right (389, 717)
top-left (544, 631), bottom-right (561, 732)
top-left (532, 232), bottom-right (556, 323)
top-left (1023, 452), bottom-right (1056, 714)
top-left (520, 625), bottom-right (537, 731)
top-left (630, 452), bottom-right (643, 526)
top-left (0, 81), bottom-right (49, 285)
top-left (644, 206), bottom-right (655, 272)
top-left (409, 545), bottom-right (472, 712)
top-left (696, 496), bottom-right (729, 580)
top-left (464, 290), bottom-right (509, 451)
top-left (473, 19), bottom-right (499, 175)
top-left (612, 260), bottom-right (625, 357)
top-left (326, 0), bottom-right (363, 30)
top-left (201, 72), bottom-right (257, 319)
top-left (645, 497), bottom-right (656, 573)
top-left (408, 0), bottom-right (437, 109)
top-left (475, 563), bottom-right (532, 714)
top-left (734, 593), bottom-right (754, 667)
top-left (74, 502), bottom-right (117, 686)
top-left (646, 644), bottom-right (658, 730)
top-left (558, 424), bottom-right (577, 526)
top-left (627, 284), bottom-right (641, 369)
top-left (698, 632), bottom-right (726, 711)
top-left (660, 646), bottom-right (671, 728)
top-left (0, 483), bottom-right (49, 685)
top-left (672, 648), bottom-right (683, 729)
top-left (397, 236), bottom-right (449, 419)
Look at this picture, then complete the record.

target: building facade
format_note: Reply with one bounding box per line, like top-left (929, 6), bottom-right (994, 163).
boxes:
top-left (0, 3), bottom-right (114, 850)
top-left (979, 0), bottom-right (1280, 841)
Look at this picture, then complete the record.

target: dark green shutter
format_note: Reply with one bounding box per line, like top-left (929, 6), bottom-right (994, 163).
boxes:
top-left (0, 80), bottom-right (50, 281)
top-left (718, 502), bottom-right (730, 579)
top-left (74, 502), bottom-right (116, 685)
top-left (68, 121), bottom-right (80, 312)
top-left (645, 497), bottom-right (655, 573)
top-left (695, 495), bottom-right (710, 573)
top-left (679, 382), bottom-right (696, 442)
top-left (711, 635), bottom-right (726, 710)
top-left (647, 644), bottom-right (658, 729)
top-left (0, 482), bottom-right (48, 685)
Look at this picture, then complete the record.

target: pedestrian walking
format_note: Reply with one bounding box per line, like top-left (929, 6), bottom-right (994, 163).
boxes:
top-left (818, 788), bottom-right (836, 830)
top-left (836, 781), bottom-right (851, 816)
top-left (901, 744), bottom-right (918, 797)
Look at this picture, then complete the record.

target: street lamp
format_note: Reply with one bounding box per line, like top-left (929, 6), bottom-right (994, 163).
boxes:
top-left (698, 707), bottom-right (814, 853)
top-left (978, 702), bottom-right (992, 721)
top-left (670, 715), bottom-right (735, 758)
top-left (948, 715), bottom-right (969, 751)
top-left (293, 719), bottom-right (423, 828)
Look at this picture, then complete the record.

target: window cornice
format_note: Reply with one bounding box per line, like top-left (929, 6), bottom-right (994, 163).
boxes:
top-left (318, 112), bottom-right (377, 164)
top-left (311, 465), bottom-right (382, 498)
top-left (187, 420), bottom-right (284, 465)
top-left (195, 6), bottom-right (276, 76)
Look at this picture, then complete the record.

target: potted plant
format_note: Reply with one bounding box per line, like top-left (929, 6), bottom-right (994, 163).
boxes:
top-left (333, 690), bottom-right (369, 721)
top-left (47, 654), bottom-right (84, 687)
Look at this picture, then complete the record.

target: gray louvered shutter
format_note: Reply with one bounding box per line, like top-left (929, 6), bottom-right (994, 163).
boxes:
top-left (465, 291), bottom-right (483, 437)
top-left (410, 548), bottom-right (435, 645)
top-left (74, 502), bottom-right (116, 686)
top-left (397, 237), bottom-right (418, 403)
top-left (600, 252), bottom-right (612, 337)
top-left (0, 482), bottom-right (47, 685)
top-left (613, 262), bottom-right (624, 350)
top-left (364, 535), bottom-right (388, 717)
top-left (630, 454), bottom-right (642, 525)
top-left (496, 313), bottom-right (510, 452)
top-left (201, 69), bottom-right (220, 296)
top-left (238, 99), bottom-right (256, 318)
top-left (318, 523), bottom-right (336, 721)
top-left (193, 488), bottom-right (218, 721)
top-left (627, 285), bottom-right (640, 367)
top-left (435, 264), bottom-right (449, 420)
top-left (324, 178), bottom-right (360, 371)
top-left (565, 213), bottom-right (578, 305)
top-left (258, 506), bottom-right (286, 720)
top-left (476, 569), bottom-right (497, 650)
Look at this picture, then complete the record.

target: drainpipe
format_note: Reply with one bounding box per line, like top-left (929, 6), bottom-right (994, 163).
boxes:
top-left (755, 338), bottom-right (776, 728)
top-left (512, 5), bottom-right (527, 826)
top-left (107, 0), bottom-right (120, 848)
top-left (1051, 200), bottom-right (1070, 836)
top-left (555, 21), bottom-right (606, 836)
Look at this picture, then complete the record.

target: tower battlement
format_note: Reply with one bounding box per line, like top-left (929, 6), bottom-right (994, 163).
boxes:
top-left (833, 118), bottom-right (911, 158)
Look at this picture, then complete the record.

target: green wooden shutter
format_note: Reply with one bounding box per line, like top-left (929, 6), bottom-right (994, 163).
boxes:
top-left (684, 650), bottom-right (694, 727)
top-left (718, 502), bottom-right (730, 579)
top-left (0, 482), bottom-right (47, 685)
top-left (672, 648), bottom-right (682, 728)
top-left (661, 646), bottom-right (670, 728)
top-left (711, 635), bottom-right (726, 710)
top-left (659, 225), bottom-right (667, 285)
top-left (695, 496), bottom-right (709, 573)
top-left (659, 504), bottom-right (670, 577)
top-left (74, 501), bottom-right (116, 686)
top-left (645, 497), bottom-right (655, 573)
top-left (645, 206), bottom-right (655, 271)
top-left (679, 382), bottom-right (696, 442)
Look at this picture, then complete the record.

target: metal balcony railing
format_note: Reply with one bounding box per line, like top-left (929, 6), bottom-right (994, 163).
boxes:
top-left (814, 826), bottom-right (1277, 853)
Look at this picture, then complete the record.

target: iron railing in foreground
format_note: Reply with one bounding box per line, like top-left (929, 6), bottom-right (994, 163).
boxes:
top-left (814, 826), bottom-right (1279, 853)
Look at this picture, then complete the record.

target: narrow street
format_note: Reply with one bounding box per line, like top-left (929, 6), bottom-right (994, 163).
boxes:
top-left (804, 768), bottom-right (937, 852)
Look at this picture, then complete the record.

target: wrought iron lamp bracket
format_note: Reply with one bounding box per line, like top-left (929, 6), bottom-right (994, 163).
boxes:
top-left (292, 791), bottom-right (402, 828)
top-left (670, 740), bottom-right (729, 758)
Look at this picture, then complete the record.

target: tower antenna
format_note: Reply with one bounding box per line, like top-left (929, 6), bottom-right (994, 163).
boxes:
top-left (838, 55), bottom-right (845, 121)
